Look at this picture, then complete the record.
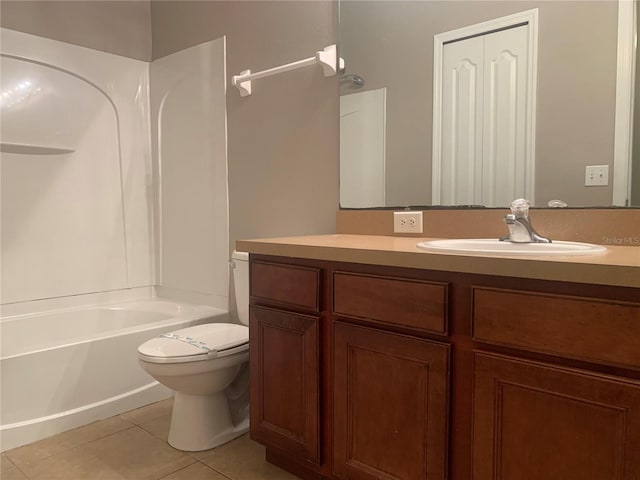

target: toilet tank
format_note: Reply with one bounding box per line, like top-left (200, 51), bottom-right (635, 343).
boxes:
top-left (231, 250), bottom-right (249, 326)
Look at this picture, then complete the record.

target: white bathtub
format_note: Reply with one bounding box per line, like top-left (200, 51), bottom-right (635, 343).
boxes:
top-left (0, 299), bottom-right (228, 452)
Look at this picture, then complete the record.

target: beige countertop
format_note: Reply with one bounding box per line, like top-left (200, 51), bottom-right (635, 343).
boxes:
top-left (236, 234), bottom-right (640, 288)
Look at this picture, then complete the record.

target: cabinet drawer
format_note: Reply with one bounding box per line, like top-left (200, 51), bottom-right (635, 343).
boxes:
top-left (333, 272), bottom-right (448, 334)
top-left (250, 260), bottom-right (320, 311)
top-left (472, 287), bottom-right (640, 369)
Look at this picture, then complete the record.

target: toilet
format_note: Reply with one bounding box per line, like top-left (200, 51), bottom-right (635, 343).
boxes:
top-left (137, 251), bottom-right (250, 451)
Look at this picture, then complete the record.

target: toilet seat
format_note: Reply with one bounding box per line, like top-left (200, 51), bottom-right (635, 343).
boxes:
top-left (138, 323), bottom-right (248, 364)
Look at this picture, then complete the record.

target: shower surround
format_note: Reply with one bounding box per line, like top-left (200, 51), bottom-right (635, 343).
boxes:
top-left (0, 28), bottom-right (229, 451)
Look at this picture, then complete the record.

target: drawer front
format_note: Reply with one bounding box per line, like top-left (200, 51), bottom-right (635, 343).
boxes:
top-left (473, 287), bottom-right (640, 369)
top-left (333, 272), bottom-right (448, 334)
top-left (251, 261), bottom-right (320, 311)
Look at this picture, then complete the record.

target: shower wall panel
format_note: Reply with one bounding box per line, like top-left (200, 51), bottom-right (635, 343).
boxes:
top-left (150, 37), bottom-right (229, 310)
top-left (0, 28), bottom-right (153, 304)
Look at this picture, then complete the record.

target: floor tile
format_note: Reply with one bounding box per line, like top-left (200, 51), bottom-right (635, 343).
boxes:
top-left (138, 412), bottom-right (172, 442)
top-left (3, 400), bottom-right (302, 480)
top-left (1, 454), bottom-right (28, 480)
top-left (5, 416), bottom-right (134, 465)
top-left (80, 425), bottom-right (194, 480)
top-left (159, 462), bottom-right (231, 480)
top-left (119, 397), bottom-right (174, 426)
top-left (8, 445), bottom-right (129, 480)
top-left (198, 434), bottom-right (299, 480)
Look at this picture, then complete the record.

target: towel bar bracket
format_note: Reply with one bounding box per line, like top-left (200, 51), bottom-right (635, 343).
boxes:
top-left (232, 44), bottom-right (337, 97)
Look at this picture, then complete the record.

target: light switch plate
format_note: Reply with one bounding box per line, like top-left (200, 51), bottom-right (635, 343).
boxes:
top-left (585, 165), bottom-right (609, 186)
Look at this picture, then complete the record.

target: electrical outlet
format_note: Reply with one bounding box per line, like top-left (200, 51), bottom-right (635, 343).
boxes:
top-left (585, 165), bottom-right (609, 186)
top-left (394, 211), bottom-right (423, 233)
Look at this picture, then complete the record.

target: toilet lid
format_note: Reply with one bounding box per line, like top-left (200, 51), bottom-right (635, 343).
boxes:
top-left (138, 323), bottom-right (248, 362)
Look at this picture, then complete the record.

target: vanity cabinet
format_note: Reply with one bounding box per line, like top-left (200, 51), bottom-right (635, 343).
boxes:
top-left (247, 253), bottom-right (640, 480)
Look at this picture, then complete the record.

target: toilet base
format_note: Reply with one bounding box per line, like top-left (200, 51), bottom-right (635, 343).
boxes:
top-left (167, 391), bottom-right (249, 452)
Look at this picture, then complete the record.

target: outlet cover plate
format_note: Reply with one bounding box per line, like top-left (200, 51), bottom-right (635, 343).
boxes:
top-left (394, 211), bottom-right (423, 233)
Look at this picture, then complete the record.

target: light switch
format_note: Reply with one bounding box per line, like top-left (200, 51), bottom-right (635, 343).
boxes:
top-left (585, 165), bottom-right (609, 186)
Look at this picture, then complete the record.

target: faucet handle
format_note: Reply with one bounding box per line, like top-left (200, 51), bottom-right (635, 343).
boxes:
top-left (503, 213), bottom-right (517, 224)
top-left (509, 198), bottom-right (531, 218)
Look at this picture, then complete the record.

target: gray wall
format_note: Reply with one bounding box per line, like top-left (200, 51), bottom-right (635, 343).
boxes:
top-left (150, 1), bottom-right (339, 247)
top-left (0, 1), bottom-right (152, 61)
top-left (1, 0), bottom-right (340, 250)
top-left (340, 1), bottom-right (618, 207)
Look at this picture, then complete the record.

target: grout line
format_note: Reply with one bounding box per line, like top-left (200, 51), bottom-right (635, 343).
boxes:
top-left (195, 460), bottom-right (234, 480)
top-left (137, 424), bottom-right (170, 443)
top-left (117, 398), bottom-right (174, 426)
top-left (80, 424), bottom-right (139, 449)
top-left (156, 457), bottom-right (198, 480)
top-left (2, 454), bottom-right (31, 480)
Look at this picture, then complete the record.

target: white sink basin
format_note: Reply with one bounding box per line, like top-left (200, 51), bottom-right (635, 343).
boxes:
top-left (416, 239), bottom-right (607, 256)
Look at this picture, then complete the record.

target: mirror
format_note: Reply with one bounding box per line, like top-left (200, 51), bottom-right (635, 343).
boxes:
top-left (339, 0), bottom-right (638, 208)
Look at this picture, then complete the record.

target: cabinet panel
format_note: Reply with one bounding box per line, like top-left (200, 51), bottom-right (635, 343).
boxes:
top-left (333, 271), bottom-right (448, 334)
top-left (334, 322), bottom-right (449, 480)
top-left (472, 287), bottom-right (640, 368)
top-left (249, 305), bottom-right (320, 464)
top-left (473, 352), bottom-right (640, 480)
top-left (251, 260), bottom-right (320, 311)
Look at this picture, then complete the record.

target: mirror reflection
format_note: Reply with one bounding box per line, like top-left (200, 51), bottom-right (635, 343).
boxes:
top-left (339, 0), bottom-right (638, 208)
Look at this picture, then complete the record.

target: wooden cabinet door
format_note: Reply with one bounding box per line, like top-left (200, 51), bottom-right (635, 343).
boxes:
top-left (333, 322), bottom-right (450, 480)
top-left (473, 352), bottom-right (640, 480)
top-left (249, 305), bottom-right (321, 464)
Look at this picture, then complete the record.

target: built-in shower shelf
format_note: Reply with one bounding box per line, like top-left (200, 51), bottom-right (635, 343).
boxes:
top-left (0, 142), bottom-right (75, 155)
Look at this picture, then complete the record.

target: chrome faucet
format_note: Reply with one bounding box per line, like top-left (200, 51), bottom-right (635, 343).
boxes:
top-left (500, 198), bottom-right (551, 243)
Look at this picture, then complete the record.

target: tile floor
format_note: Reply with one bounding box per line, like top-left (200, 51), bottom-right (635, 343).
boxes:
top-left (1, 398), bottom-right (299, 480)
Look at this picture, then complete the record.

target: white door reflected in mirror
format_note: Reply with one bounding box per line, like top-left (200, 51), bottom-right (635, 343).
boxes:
top-left (434, 17), bottom-right (534, 207)
top-left (339, 87), bottom-right (386, 208)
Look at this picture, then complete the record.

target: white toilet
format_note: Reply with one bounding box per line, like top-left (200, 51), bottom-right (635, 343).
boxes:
top-left (137, 250), bottom-right (250, 451)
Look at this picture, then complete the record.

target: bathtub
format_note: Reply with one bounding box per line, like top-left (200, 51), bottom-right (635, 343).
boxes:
top-left (0, 299), bottom-right (228, 452)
